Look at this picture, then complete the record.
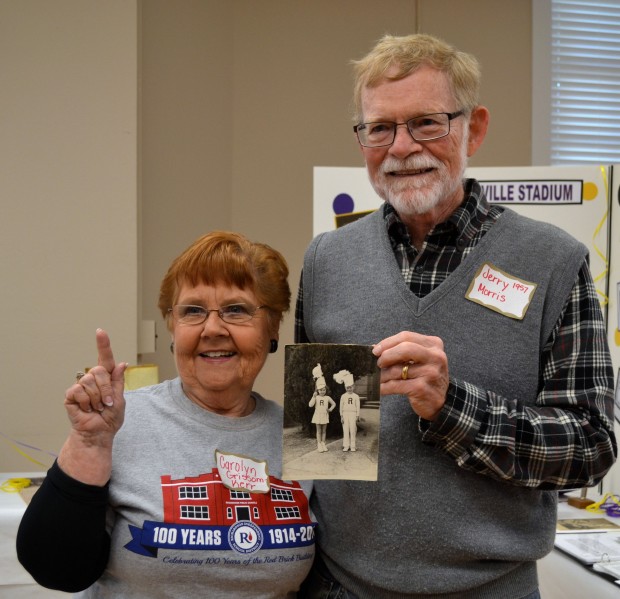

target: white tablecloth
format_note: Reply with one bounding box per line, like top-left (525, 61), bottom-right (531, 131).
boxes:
top-left (539, 549), bottom-right (620, 598)
top-left (0, 473), bottom-right (68, 597)
top-left (538, 497), bottom-right (620, 598)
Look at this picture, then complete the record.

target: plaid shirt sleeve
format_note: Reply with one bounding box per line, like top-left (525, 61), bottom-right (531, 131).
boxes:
top-left (420, 260), bottom-right (617, 490)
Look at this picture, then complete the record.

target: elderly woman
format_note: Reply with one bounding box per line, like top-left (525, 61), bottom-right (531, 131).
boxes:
top-left (17, 231), bottom-right (315, 598)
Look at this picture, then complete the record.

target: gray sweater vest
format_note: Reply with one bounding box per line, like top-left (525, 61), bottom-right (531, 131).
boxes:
top-left (302, 207), bottom-right (587, 599)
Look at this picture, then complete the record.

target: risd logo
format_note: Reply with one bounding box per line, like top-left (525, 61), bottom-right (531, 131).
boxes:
top-left (228, 521), bottom-right (264, 554)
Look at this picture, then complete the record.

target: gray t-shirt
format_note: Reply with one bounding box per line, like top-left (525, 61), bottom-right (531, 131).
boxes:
top-left (77, 378), bottom-right (315, 598)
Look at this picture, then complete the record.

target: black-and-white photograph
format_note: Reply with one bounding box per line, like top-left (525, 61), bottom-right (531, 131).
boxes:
top-left (282, 343), bottom-right (380, 481)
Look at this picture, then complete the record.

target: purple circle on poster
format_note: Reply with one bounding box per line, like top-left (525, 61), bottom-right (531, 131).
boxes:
top-left (333, 193), bottom-right (354, 215)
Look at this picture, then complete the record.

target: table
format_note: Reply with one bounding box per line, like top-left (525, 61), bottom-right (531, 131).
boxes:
top-left (0, 473), bottom-right (68, 597)
top-left (538, 549), bottom-right (620, 598)
top-left (537, 496), bottom-right (620, 598)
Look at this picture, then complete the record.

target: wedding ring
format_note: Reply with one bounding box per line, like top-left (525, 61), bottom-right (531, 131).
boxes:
top-left (75, 371), bottom-right (85, 382)
top-left (401, 363), bottom-right (410, 380)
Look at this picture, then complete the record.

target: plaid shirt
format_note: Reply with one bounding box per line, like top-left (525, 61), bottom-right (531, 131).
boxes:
top-left (294, 179), bottom-right (616, 489)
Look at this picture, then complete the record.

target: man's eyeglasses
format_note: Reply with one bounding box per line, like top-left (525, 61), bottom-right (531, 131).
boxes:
top-left (353, 111), bottom-right (464, 148)
top-left (168, 304), bottom-right (265, 326)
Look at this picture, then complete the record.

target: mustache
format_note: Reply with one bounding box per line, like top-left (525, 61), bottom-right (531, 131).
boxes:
top-left (379, 156), bottom-right (442, 174)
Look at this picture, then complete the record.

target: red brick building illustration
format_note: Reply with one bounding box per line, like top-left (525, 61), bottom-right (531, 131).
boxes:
top-left (161, 469), bottom-right (311, 527)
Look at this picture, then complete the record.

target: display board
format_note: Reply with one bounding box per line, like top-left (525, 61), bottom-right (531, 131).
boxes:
top-left (609, 165), bottom-right (620, 376)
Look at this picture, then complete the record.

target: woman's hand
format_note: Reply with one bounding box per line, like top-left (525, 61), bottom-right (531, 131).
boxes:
top-left (373, 331), bottom-right (449, 421)
top-left (58, 329), bottom-right (127, 485)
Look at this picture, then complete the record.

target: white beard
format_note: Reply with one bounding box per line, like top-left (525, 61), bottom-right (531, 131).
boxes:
top-left (369, 137), bottom-right (469, 218)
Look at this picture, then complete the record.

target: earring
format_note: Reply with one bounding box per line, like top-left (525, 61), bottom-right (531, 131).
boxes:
top-left (269, 339), bottom-right (278, 353)
top-left (169, 342), bottom-right (174, 353)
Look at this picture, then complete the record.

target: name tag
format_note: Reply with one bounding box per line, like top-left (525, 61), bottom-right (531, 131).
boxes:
top-left (465, 263), bottom-right (537, 320)
top-left (215, 450), bottom-right (270, 493)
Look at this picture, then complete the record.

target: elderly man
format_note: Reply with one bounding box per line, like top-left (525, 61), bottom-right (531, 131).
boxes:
top-left (296, 33), bottom-right (616, 599)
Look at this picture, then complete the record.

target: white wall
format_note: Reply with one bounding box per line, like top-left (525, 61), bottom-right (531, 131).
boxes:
top-left (0, 0), bottom-right (138, 471)
top-left (139, 0), bottom-right (234, 384)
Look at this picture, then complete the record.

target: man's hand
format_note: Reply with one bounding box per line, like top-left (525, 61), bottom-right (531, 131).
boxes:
top-left (373, 331), bottom-right (449, 421)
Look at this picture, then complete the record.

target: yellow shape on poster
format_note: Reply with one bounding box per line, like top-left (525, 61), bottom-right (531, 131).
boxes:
top-left (583, 181), bottom-right (598, 201)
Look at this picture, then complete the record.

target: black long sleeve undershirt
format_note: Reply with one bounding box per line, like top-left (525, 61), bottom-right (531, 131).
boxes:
top-left (16, 460), bottom-right (111, 592)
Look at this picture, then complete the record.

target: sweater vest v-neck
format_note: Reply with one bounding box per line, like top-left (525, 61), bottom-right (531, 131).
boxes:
top-left (301, 206), bottom-right (587, 599)
top-left (303, 207), bottom-right (586, 403)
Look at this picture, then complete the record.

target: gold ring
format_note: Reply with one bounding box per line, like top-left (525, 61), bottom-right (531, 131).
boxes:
top-left (75, 371), bottom-right (85, 382)
top-left (401, 364), bottom-right (409, 380)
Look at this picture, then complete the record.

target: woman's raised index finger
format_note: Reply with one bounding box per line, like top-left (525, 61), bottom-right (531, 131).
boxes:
top-left (96, 328), bottom-right (116, 373)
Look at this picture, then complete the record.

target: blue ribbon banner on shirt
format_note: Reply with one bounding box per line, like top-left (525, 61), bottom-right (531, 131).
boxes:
top-left (125, 520), bottom-right (316, 557)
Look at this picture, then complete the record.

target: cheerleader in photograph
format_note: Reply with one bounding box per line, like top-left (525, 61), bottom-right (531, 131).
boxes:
top-left (309, 364), bottom-right (336, 452)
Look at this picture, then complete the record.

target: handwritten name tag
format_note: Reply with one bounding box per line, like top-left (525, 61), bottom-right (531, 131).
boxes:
top-left (215, 450), bottom-right (270, 493)
top-left (465, 263), bottom-right (537, 320)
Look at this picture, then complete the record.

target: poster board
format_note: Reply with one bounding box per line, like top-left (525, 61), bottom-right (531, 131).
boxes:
top-left (313, 165), bottom-right (611, 313)
top-left (609, 165), bottom-right (620, 375)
